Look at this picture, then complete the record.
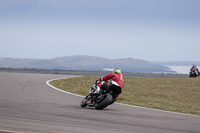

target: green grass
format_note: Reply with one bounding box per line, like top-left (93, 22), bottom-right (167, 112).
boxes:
top-left (50, 76), bottom-right (200, 115)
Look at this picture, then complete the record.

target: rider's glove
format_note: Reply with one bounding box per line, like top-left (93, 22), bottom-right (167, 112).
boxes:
top-left (96, 80), bottom-right (100, 84)
top-left (96, 78), bottom-right (102, 84)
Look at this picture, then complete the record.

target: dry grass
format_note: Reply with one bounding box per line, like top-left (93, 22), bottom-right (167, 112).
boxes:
top-left (50, 76), bottom-right (200, 115)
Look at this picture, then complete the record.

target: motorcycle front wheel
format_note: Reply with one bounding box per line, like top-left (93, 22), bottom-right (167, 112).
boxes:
top-left (80, 97), bottom-right (87, 107)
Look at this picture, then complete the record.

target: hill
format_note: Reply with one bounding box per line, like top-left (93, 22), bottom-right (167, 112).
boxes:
top-left (0, 55), bottom-right (173, 73)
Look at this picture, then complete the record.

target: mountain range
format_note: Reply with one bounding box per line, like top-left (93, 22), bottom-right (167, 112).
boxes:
top-left (0, 55), bottom-right (174, 73)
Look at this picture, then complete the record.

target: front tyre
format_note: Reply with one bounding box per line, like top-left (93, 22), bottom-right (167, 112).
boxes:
top-left (95, 93), bottom-right (113, 110)
top-left (80, 97), bottom-right (87, 107)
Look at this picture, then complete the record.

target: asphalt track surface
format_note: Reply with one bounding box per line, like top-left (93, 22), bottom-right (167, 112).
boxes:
top-left (0, 73), bottom-right (200, 133)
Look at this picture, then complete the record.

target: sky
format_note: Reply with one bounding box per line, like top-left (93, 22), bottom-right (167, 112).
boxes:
top-left (0, 0), bottom-right (200, 61)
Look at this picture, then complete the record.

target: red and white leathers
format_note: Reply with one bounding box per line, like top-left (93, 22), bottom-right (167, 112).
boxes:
top-left (96, 72), bottom-right (124, 98)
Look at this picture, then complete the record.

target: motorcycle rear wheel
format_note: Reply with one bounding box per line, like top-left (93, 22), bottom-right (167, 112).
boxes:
top-left (95, 93), bottom-right (113, 110)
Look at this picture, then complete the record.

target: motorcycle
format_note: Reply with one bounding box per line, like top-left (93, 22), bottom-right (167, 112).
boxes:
top-left (189, 70), bottom-right (199, 78)
top-left (80, 81), bottom-right (115, 110)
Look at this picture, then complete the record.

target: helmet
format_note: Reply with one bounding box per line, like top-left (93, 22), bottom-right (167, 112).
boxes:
top-left (193, 64), bottom-right (197, 67)
top-left (113, 68), bottom-right (121, 74)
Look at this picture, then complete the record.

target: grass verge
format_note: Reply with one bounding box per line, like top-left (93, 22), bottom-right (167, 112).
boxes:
top-left (50, 76), bottom-right (200, 115)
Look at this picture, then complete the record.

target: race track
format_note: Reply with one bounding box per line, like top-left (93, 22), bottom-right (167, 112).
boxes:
top-left (0, 72), bottom-right (200, 133)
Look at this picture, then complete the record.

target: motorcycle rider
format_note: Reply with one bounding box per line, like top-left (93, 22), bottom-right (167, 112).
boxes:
top-left (91, 68), bottom-right (124, 102)
top-left (190, 64), bottom-right (200, 77)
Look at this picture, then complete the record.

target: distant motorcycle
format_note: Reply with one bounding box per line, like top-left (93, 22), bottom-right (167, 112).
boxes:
top-left (189, 70), bottom-right (199, 78)
top-left (80, 81), bottom-right (115, 110)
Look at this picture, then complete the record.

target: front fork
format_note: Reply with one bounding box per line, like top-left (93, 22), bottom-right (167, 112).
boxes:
top-left (86, 91), bottom-right (104, 106)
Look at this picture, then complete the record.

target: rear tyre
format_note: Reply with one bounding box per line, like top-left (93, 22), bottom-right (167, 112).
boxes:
top-left (95, 93), bottom-right (113, 110)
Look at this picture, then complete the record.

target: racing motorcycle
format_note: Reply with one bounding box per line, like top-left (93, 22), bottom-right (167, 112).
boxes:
top-left (189, 70), bottom-right (199, 78)
top-left (80, 81), bottom-right (115, 110)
